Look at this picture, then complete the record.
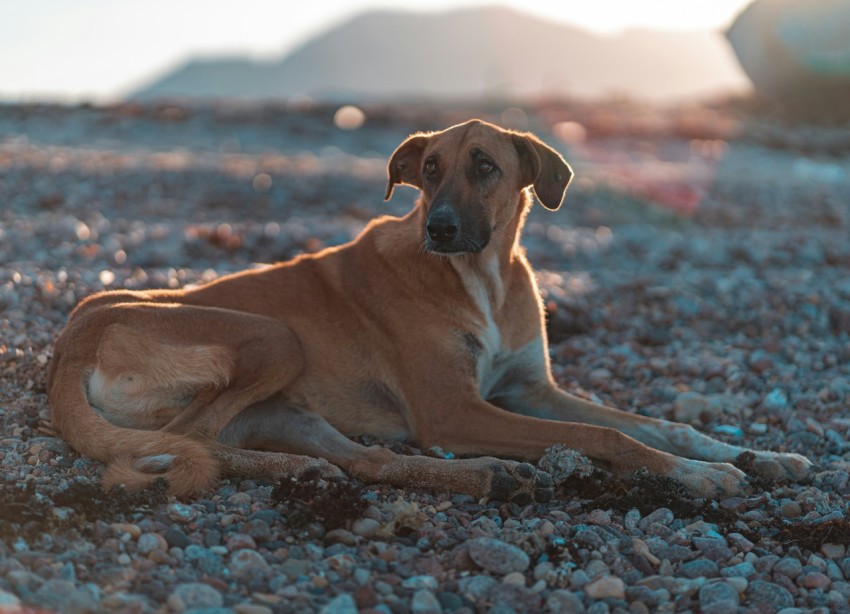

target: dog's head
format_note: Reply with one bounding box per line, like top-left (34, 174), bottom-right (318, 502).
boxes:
top-left (385, 119), bottom-right (572, 255)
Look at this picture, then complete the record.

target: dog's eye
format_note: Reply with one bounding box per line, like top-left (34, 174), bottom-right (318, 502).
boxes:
top-left (424, 160), bottom-right (438, 177)
top-left (478, 160), bottom-right (494, 175)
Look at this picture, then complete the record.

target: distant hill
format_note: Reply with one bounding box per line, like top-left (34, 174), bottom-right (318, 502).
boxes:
top-left (132, 6), bottom-right (749, 102)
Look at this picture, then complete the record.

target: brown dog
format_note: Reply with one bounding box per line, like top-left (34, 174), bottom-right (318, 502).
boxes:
top-left (48, 119), bottom-right (811, 503)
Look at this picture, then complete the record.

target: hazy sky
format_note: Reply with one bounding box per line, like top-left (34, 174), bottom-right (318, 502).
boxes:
top-left (1, 0), bottom-right (753, 102)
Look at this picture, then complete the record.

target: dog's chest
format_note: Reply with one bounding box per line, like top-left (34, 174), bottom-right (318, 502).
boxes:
top-left (454, 260), bottom-right (514, 398)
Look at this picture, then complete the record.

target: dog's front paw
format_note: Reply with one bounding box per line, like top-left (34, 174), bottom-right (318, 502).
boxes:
top-left (742, 451), bottom-right (814, 482)
top-left (487, 460), bottom-right (554, 504)
top-left (297, 458), bottom-right (346, 481)
top-left (671, 459), bottom-right (748, 498)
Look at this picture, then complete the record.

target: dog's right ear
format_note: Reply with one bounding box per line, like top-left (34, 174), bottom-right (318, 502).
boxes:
top-left (384, 134), bottom-right (430, 200)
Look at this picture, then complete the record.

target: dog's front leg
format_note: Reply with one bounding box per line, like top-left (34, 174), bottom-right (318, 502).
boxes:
top-left (497, 383), bottom-right (812, 483)
top-left (219, 401), bottom-right (554, 503)
top-left (420, 398), bottom-right (750, 498)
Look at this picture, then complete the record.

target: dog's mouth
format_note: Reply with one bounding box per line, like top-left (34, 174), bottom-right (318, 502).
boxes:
top-left (425, 235), bottom-right (488, 255)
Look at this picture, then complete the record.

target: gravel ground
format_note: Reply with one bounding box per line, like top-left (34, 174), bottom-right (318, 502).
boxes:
top-left (2, 100), bottom-right (850, 613)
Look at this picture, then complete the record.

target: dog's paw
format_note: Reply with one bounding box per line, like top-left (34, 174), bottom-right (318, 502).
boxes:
top-left (671, 459), bottom-right (748, 498)
top-left (297, 458), bottom-right (346, 482)
top-left (486, 460), bottom-right (554, 504)
top-left (745, 451), bottom-right (814, 482)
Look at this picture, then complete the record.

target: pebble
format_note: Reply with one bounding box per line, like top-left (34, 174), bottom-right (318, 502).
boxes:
top-left (821, 543), bottom-right (846, 560)
top-left (229, 549), bottom-right (271, 580)
top-left (698, 581), bottom-right (739, 608)
top-left (320, 593), bottom-right (358, 614)
top-left (467, 538), bottom-right (530, 575)
top-left (547, 589), bottom-right (586, 613)
top-left (774, 557), bottom-right (803, 579)
top-left (781, 501), bottom-right (803, 519)
top-left (584, 576), bottom-right (625, 600)
top-left (748, 580), bottom-right (794, 609)
top-left (411, 589), bottom-right (443, 614)
top-left (167, 582), bottom-right (224, 611)
top-left (167, 503), bottom-right (198, 524)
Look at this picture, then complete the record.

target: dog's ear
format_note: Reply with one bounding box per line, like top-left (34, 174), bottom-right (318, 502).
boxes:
top-left (511, 133), bottom-right (573, 210)
top-left (384, 134), bottom-right (430, 200)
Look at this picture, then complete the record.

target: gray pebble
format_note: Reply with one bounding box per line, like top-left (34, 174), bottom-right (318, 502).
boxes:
top-left (229, 549), bottom-right (270, 580)
top-left (167, 582), bottom-right (224, 611)
top-left (320, 593), bottom-right (358, 614)
top-left (411, 589), bottom-right (443, 614)
top-left (748, 580), bottom-right (794, 609)
top-left (681, 558), bottom-right (719, 579)
top-left (698, 580), bottom-right (739, 608)
top-left (467, 537), bottom-right (529, 575)
top-left (458, 575), bottom-right (497, 602)
top-left (774, 557), bottom-right (803, 579)
top-left (546, 589), bottom-right (585, 613)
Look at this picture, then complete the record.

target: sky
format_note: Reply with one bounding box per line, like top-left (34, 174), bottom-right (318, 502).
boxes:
top-left (0, 0), bottom-right (753, 102)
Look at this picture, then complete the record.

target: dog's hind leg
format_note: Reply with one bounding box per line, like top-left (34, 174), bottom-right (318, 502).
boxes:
top-left (218, 399), bottom-right (555, 504)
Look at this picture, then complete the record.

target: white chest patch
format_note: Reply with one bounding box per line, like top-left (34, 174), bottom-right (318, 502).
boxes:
top-left (452, 257), bottom-right (508, 397)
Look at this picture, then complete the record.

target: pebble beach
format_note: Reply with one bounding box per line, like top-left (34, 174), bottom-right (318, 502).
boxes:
top-left (2, 100), bottom-right (850, 613)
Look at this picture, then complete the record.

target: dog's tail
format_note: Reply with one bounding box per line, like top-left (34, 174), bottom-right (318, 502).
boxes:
top-left (50, 367), bottom-right (218, 497)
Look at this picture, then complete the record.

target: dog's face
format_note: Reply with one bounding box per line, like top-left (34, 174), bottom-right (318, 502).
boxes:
top-left (385, 119), bottom-right (572, 255)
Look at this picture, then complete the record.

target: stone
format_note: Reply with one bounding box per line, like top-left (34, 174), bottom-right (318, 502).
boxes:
top-left (681, 558), bottom-right (719, 578)
top-left (747, 580), bottom-right (794, 609)
top-left (352, 518), bottom-right (380, 538)
top-left (774, 557), bottom-right (803, 579)
top-left (167, 582), bottom-right (224, 611)
top-left (781, 501), bottom-right (803, 519)
top-left (467, 537), bottom-right (530, 575)
top-left (320, 593), bottom-right (358, 614)
top-left (799, 571), bottom-right (831, 590)
top-left (821, 543), bottom-right (846, 560)
top-left (721, 562), bottom-right (756, 578)
top-left (458, 575), bottom-right (497, 602)
top-left (137, 532), bottom-right (167, 555)
top-left (229, 549), bottom-right (271, 580)
top-left (411, 589), bottom-right (443, 614)
top-left (584, 576), bottom-right (625, 600)
top-left (546, 589), bottom-right (585, 613)
top-left (402, 575), bottom-right (439, 591)
top-left (698, 581), bottom-right (739, 608)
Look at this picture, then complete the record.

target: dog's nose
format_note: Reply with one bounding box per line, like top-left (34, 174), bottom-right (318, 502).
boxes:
top-left (426, 209), bottom-right (460, 243)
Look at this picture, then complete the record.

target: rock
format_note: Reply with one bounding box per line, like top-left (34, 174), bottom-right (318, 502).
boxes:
top-left (781, 501), bottom-right (803, 519)
top-left (584, 576), bottom-right (625, 600)
top-left (721, 562), bottom-right (756, 578)
top-left (538, 444), bottom-right (593, 482)
top-left (698, 581), bottom-right (739, 609)
top-left (352, 518), bottom-right (380, 538)
top-left (748, 580), bottom-right (794, 609)
top-left (821, 543), bottom-right (846, 560)
top-left (229, 549), bottom-right (271, 580)
top-left (799, 571), bottom-right (831, 590)
top-left (0, 589), bottom-right (20, 608)
top-left (166, 502), bottom-right (197, 523)
top-left (681, 558), bottom-right (719, 578)
top-left (164, 526), bottom-right (193, 549)
top-left (402, 575), bottom-right (439, 591)
top-left (764, 388), bottom-right (788, 410)
top-left (458, 575), bottom-right (497, 602)
top-left (411, 589), bottom-right (443, 614)
top-left (137, 532), bottom-right (167, 555)
top-left (320, 593), bottom-right (358, 614)
top-left (167, 582), bottom-right (224, 611)
top-left (547, 589), bottom-right (585, 613)
top-left (467, 537), bottom-right (530, 575)
top-left (774, 557), bottom-right (803, 579)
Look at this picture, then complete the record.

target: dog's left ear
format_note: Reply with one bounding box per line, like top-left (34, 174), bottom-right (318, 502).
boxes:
top-left (511, 133), bottom-right (573, 210)
top-left (384, 134), bottom-right (430, 200)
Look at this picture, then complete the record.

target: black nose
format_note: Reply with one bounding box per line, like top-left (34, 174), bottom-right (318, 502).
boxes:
top-left (426, 208), bottom-right (460, 243)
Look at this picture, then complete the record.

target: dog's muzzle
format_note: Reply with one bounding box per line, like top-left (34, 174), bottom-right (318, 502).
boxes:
top-left (425, 206), bottom-right (461, 253)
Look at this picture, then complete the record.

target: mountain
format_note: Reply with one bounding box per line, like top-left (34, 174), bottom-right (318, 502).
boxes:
top-left (131, 6), bottom-right (749, 102)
